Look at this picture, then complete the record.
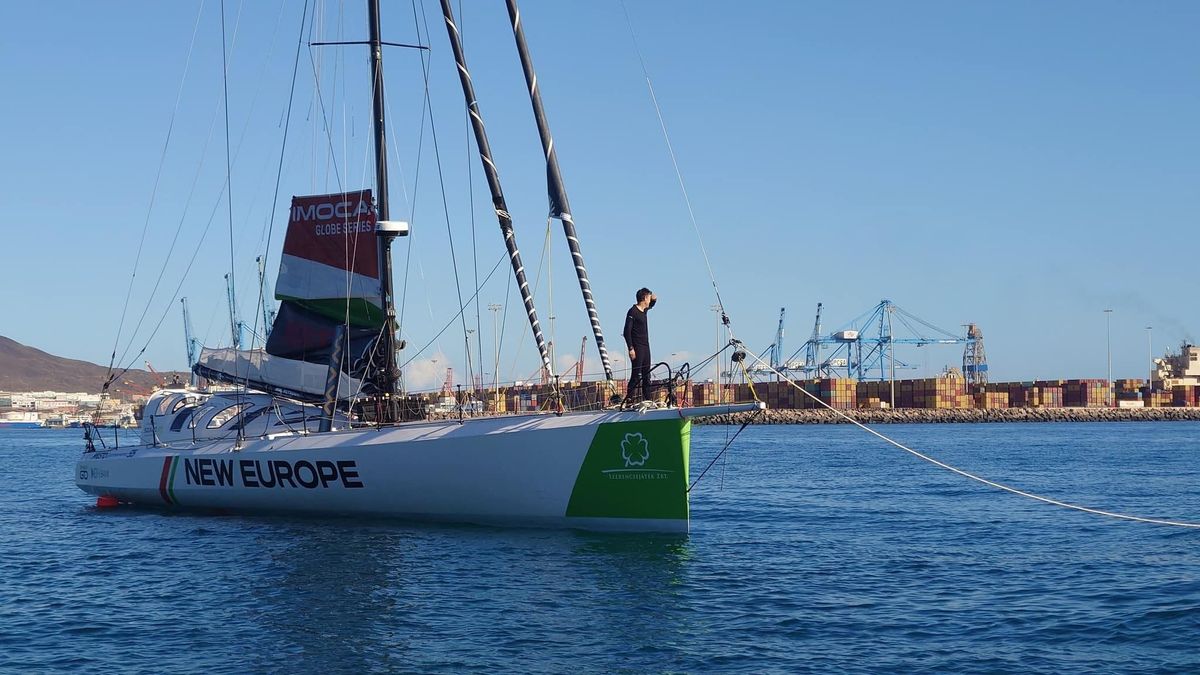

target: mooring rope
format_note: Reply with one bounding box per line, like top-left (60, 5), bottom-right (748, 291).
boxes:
top-left (618, 0), bottom-right (1196, 529)
top-left (740, 350), bottom-right (1200, 529)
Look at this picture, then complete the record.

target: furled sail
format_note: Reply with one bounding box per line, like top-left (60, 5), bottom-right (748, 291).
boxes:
top-left (193, 347), bottom-right (364, 402)
top-left (267, 190), bottom-right (385, 374)
top-left (195, 190), bottom-right (385, 400)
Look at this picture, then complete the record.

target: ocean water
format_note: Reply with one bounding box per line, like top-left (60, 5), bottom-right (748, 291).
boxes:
top-left (2, 422), bottom-right (1199, 674)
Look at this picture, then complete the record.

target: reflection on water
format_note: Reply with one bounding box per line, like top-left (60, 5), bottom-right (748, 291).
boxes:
top-left (4, 425), bottom-right (1200, 673)
top-left (235, 522), bottom-right (696, 672)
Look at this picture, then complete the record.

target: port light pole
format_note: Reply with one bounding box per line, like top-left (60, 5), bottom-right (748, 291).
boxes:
top-left (489, 303), bottom-right (502, 410)
top-left (1145, 326), bottom-right (1153, 394)
top-left (711, 304), bottom-right (723, 403)
top-left (1104, 309), bottom-right (1113, 407)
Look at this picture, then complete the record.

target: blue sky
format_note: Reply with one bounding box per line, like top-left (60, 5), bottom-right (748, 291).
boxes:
top-left (1, 1), bottom-right (1196, 391)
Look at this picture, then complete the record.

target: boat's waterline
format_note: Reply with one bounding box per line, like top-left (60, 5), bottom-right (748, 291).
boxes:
top-left (76, 403), bottom-right (762, 532)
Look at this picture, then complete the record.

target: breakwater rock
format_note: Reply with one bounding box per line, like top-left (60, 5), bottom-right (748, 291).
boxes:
top-left (696, 407), bottom-right (1200, 425)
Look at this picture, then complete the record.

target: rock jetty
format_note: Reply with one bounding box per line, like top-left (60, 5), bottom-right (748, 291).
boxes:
top-left (697, 407), bottom-right (1200, 425)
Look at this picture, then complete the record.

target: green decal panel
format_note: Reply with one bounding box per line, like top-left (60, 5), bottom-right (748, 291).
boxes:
top-left (566, 418), bottom-right (691, 520)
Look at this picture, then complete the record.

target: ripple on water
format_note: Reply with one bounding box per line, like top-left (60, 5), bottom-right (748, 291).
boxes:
top-left (2, 424), bottom-right (1200, 673)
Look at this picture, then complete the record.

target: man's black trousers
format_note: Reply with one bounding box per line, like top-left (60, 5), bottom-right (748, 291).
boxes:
top-left (628, 345), bottom-right (652, 402)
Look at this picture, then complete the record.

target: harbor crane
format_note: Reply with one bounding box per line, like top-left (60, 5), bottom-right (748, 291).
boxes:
top-left (770, 308), bottom-right (786, 370)
top-left (181, 298), bottom-right (199, 369)
top-left (576, 336), bottom-right (588, 382)
top-left (144, 360), bottom-right (168, 387)
top-left (224, 273), bottom-right (247, 350)
top-left (749, 308), bottom-right (803, 380)
top-left (805, 303), bottom-right (823, 378)
top-left (255, 256), bottom-right (278, 339)
top-left (963, 323), bottom-right (988, 387)
top-left (787, 300), bottom-right (985, 381)
top-left (181, 297), bottom-right (200, 387)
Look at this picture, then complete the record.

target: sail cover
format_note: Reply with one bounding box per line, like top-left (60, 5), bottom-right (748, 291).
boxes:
top-left (266, 190), bottom-right (385, 377)
top-left (194, 347), bottom-right (365, 402)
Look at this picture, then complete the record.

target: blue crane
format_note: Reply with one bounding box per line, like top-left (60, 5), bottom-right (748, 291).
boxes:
top-left (770, 307), bottom-right (786, 370)
top-left (255, 256), bottom-right (278, 339)
top-left (805, 302), bottom-right (823, 378)
top-left (224, 273), bottom-right (247, 350)
top-left (789, 300), bottom-right (978, 380)
top-left (180, 297), bottom-right (200, 386)
top-left (748, 307), bottom-right (796, 380)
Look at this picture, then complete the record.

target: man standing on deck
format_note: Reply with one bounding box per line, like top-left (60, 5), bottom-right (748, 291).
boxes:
top-left (623, 288), bottom-right (656, 403)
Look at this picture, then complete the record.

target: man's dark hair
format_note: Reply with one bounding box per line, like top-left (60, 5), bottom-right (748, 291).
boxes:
top-left (636, 287), bottom-right (652, 302)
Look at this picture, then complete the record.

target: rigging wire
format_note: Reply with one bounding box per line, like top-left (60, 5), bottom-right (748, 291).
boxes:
top-left (397, 0), bottom-right (436, 375)
top-left (105, 0), bottom-right (208, 386)
top-left (250, 0), bottom-right (309, 355)
top-left (504, 218), bottom-right (552, 383)
top-left (219, 0), bottom-right (247, 441)
top-left (415, 0), bottom-right (477, 390)
top-left (106, 0), bottom-right (270, 387)
top-left (398, 252), bottom-right (507, 370)
top-left (109, 87), bottom-right (222, 378)
top-left (545, 218), bottom-right (555, 378)
top-left (107, 1), bottom-right (301, 391)
top-left (460, 0), bottom-right (485, 397)
top-left (618, 0), bottom-right (727, 315)
top-left (104, 172), bottom-right (240, 387)
top-left (305, 30), bottom-right (345, 195)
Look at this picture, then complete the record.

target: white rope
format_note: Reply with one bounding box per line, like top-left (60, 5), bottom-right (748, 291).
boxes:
top-left (743, 350), bottom-right (1200, 529)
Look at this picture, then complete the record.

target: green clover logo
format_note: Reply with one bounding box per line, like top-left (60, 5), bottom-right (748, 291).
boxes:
top-left (621, 432), bottom-right (650, 468)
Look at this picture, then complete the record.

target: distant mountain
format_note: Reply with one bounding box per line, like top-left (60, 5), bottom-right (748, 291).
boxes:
top-left (0, 336), bottom-right (187, 398)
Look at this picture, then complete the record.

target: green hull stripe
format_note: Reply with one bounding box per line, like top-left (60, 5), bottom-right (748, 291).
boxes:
top-left (167, 456), bottom-right (180, 505)
top-left (566, 418), bottom-right (691, 521)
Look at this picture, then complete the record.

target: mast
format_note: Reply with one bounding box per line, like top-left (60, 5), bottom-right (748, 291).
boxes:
top-left (505, 0), bottom-right (613, 382)
top-left (368, 0), bottom-right (402, 418)
top-left (439, 0), bottom-right (554, 380)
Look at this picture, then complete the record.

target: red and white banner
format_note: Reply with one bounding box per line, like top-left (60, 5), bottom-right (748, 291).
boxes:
top-left (280, 190), bottom-right (379, 281)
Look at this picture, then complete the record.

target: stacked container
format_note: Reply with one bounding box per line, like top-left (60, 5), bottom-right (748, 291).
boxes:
top-left (817, 378), bottom-right (857, 410)
top-left (975, 391), bottom-right (1010, 409)
top-left (907, 376), bottom-right (968, 409)
top-left (1064, 379), bottom-right (1111, 407)
top-left (1172, 385), bottom-right (1199, 407)
top-left (1145, 391), bottom-right (1173, 408)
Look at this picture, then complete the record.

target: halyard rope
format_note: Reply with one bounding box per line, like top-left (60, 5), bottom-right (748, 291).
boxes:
top-left (743, 350), bottom-right (1200, 529)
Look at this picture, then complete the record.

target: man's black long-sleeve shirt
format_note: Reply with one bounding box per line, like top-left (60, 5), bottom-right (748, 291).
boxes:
top-left (623, 305), bottom-right (649, 348)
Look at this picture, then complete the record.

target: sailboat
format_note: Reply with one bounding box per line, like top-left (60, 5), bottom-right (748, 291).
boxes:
top-left (76, 0), bottom-right (761, 533)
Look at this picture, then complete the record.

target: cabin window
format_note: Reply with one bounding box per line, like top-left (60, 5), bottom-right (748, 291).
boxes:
top-left (207, 403), bottom-right (251, 429)
top-left (170, 397), bottom-right (192, 413)
top-left (155, 395), bottom-right (182, 417)
top-left (189, 406), bottom-right (214, 429)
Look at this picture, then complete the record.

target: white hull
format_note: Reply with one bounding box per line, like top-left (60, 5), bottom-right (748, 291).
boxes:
top-left (77, 403), bottom-right (761, 532)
